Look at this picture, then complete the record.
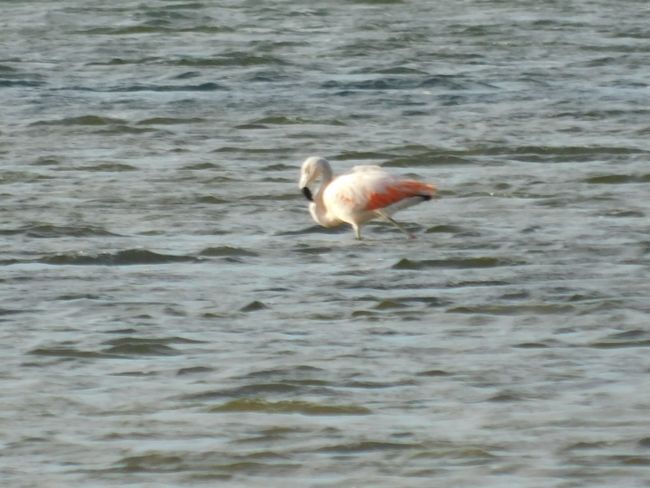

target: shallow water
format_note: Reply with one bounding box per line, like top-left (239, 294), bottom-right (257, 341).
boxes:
top-left (2, 1), bottom-right (650, 486)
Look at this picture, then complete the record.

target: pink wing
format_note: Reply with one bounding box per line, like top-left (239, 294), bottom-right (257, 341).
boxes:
top-left (365, 179), bottom-right (436, 211)
top-left (327, 167), bottom-right (436, 212)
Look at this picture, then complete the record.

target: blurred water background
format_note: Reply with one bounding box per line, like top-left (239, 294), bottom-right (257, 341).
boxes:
top-left (2, 0), bottom-right (650, 486)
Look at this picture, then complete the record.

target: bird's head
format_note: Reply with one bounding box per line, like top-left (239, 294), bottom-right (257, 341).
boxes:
top-left (299, 156), bottom-right (330, 201)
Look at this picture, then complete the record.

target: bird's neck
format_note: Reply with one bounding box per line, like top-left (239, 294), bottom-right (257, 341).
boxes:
top-left (310, 173), bottom-right (340, 228)
top-left (312, 164), bottom-right (333, 203)
top-left (320, 164), bottom-right (333, 185)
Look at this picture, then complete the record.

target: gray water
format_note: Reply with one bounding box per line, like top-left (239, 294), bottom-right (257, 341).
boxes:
top-left (2, 1), bottom-right (650, 486)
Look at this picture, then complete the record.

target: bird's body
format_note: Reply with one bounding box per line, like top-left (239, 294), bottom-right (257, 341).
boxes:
top-left (299, 156), bottom-right (436, 239)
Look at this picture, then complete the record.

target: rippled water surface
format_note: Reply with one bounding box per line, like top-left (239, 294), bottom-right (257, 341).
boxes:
top-left (2, 1), bottom-right (650, 486)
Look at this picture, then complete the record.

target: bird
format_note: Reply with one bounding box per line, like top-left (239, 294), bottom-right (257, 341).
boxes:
top-left (298, 156), bottom-right (436, 239)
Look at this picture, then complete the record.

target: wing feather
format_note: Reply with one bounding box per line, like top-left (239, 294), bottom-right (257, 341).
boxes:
top-left (365, 180), bottom-right (436, 211)
top-left (324, 169), bottom-right (436, 220)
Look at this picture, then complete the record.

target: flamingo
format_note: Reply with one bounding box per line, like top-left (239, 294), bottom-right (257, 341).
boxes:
top-left (298, 156), bottom-right (436, 239)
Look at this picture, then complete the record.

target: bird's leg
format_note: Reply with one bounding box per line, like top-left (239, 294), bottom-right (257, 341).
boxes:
top-left (388, 217), bottom-right (416, 239)
top-left (352, 224), bottom-right (362, 240)
top-left (376, 211), bottom-right (415, 239)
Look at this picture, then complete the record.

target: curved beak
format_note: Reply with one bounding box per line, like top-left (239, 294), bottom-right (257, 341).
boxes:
top-left (301, 187), bottom-right (313, 201)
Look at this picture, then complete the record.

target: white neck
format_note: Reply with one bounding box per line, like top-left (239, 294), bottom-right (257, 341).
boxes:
top-left (309, 160), bottom-right (340, 227)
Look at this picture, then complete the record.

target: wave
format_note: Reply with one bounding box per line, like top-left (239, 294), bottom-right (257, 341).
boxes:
top-left (589, 329), bottom-right (650, 349)
top-left (392, 256), bottom-right (524, 270)
top-left (0, 79), bottom-right (45, 88)
top-left (28, 336), bottom-right (204, 360)
top-left (209, 398), bottom-right (370, 415)
top-left (320, 74), bottom-right (492, 92)
top-left (107, 82), bottom-right (226, 92)
top-left (30, 115), bottom-right (127, 126)
top-left (0, 250), bottom-right (199, 266)
top-left (347, 144), bottom-right (650, 166)
top-left (136, 117), bottom-right (206, 126)
top-left (199, 246), bottom-right (258, 257)
top-left (584, 174), bottom-right (650, 184)
top-left (44, 249), bottom-right (198, 265)
top-left (76, 24), bottom-right (234, 36)
top-left (0, 224), bottom-right (118, 238)
top-left (102, 336), bottom-right (203, 356)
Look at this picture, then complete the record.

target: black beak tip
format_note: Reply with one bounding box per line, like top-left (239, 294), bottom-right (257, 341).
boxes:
top-left (301, 187), bottom-right (313, 201)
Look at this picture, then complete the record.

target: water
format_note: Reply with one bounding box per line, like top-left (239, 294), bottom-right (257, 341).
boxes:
top-left (2, 0), bottom-right (650, 486)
